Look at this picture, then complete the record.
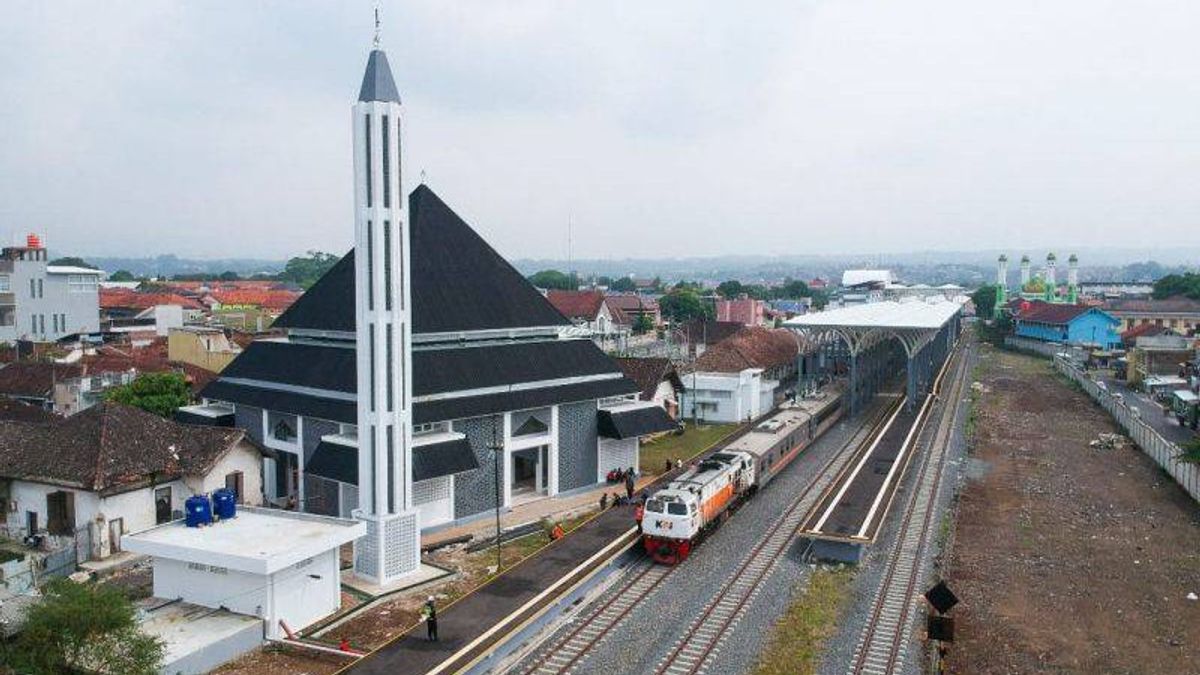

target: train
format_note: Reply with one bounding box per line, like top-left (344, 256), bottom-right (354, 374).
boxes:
top-left (641, 389), bottom-right (844, 564)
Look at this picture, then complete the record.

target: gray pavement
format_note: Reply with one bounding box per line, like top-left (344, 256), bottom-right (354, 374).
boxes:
top-left (1094, 374), bottom-right (1197, 446)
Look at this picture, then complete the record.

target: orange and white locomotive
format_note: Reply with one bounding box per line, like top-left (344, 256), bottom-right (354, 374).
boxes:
top-left (641, 391), bottom-right (844, 564)
top-left (642, 451), bottom-right (755, 564)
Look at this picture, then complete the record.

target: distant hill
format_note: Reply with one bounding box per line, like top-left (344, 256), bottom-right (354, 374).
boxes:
top-left (82, 254), bottom-right (286, 278)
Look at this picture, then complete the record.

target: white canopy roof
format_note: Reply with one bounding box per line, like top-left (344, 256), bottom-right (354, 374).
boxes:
top-left (784, 300), bottom-right (962, 331)
top-left (841, 269), bottom-right (894, 287)
top-left (783, 300), bottom-right (961, 357)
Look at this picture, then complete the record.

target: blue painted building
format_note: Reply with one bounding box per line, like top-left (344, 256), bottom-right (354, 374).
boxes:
top-left (1013, 302), bottom-right (1121, 348)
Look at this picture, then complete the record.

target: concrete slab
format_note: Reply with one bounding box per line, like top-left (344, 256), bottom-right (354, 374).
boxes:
top-left (136, 599), bottom-right (262, 675)
top-left (341, 562), bottom-right (454, 598)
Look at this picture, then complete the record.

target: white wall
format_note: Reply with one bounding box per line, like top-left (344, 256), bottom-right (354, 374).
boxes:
top-left (184, 441), bottom-right (265, 506)
top-left (3, 478), bottom-right (188, 541)
top-left (153, 557), bottom-right (267, 619)
top-left (265, 548), bottom-right (341, 638)
top-left (597, 438), bottom-right (639, 483)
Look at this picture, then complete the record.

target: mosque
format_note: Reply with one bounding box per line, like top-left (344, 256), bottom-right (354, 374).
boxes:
top-left (992, 252), bottom-right (1080, 318)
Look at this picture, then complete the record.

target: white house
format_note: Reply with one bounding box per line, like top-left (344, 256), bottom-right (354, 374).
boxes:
top-left (0, 403), bottom-right (265, 560)
top-left (123, 507), bottom-right (364, 640)
top-left (680, 370), bottom-right (776, 423)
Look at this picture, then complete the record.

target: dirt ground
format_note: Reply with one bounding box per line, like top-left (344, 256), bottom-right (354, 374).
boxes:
top-left (945, 346), bottom-right (1200, 674)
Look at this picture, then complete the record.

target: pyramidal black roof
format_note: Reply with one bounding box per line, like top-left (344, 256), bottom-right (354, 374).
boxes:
top-left (358, 49), bottom-right (401, 103)
top-left (275, 185), bottom-right (569, 334)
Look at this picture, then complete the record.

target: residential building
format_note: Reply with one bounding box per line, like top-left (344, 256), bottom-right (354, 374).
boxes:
top-left (679, 327), bottom-right (800, 423)
top-left (839, 269), bottom-right (893, 304)
top-left (1125, 334), bottom-right (1197, 386)
top-left (546, 290), bottom-right (624, 339)
top-left (714, 295), bottom-right (766, 327)
top-left (614, 357), bottom-right (684, 418)
top-left (0, 402), bottom-right (266, 560)
top-left (0, 236), bottom-right (102, 344)
top-left (604, 293), bottom-right (662, 328)
top-left (168, 326), bottom-right (243, 373)
top-left (197, 43), bottom-right (672, 586)
top-left (677, 319), bottom-right (744, 359)
top-left (1012, 302), bottom-right (1121, 348)
top-left (0, 362), bottom-right (84, 410)
top-left (1102, 297), bottom-right (1200, 334)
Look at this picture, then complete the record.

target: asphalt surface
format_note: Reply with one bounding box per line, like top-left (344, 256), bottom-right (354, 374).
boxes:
top-left (1094, 374), bottom-right (1196, 446)
top-left (511, 395), bottom-right (894, 675)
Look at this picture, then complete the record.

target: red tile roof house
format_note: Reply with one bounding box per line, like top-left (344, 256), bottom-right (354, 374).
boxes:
top-left (546, 290), bottom-right (622, 336)
top-left (614, 357), bottom-right (685, 419)
top-left (0, 402), bottom-right (268, 563)
top-left (679, 327), bottom-right (800, 423)
top-left (604, 294), bottom-right (662, 328)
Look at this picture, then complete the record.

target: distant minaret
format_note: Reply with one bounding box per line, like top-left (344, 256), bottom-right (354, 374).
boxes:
top-left (1020, 255), bottom-right (1031, 287)
top-left (353, 11), bottom-right (419, 584)
top-left (1045, 252), bottom-right (1057, 288)
top-left (994, 254), bottom-right (1008, 317)
top-left (1067, 253), bottom-right (1079, 303)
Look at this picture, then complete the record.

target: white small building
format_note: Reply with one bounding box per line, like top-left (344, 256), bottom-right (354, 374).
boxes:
top-left (124, 506), bottom-right (364, 641)
top-left (680, 369), bottom-right (777, 423)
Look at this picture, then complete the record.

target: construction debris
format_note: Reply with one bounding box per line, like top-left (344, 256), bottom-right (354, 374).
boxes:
top-left (1088, 433), bottom-right (1126, 450)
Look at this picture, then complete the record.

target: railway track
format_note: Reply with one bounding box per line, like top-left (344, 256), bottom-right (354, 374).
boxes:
top-left (515, 394), bottom-right (900, 675)
top-left (847, 339), bottom-right (971, 675)
top-left (650, 395), bottom-right (904, 675)
top-left (518, 558), bottom-right (671, 675)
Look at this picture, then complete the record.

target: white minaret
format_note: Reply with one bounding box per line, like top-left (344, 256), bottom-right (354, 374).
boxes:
top-left (1068, 253), bottom-right (1079, 287)
top-left (996, 254), bottom-right (1008, 287)
top-left (1020, 255), bottom-right (1031, 286)
top-left (1045, 252), bottom-right (1057, 287)
top-left (352, 15), bottom-right (420, 584)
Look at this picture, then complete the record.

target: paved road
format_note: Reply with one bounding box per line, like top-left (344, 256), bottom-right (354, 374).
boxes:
top-left (1095, 375), bottom-right (1196, 446)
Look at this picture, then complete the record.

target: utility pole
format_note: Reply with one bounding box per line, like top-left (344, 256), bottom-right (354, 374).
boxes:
top-left (491, 415), bottom-right (503, 571)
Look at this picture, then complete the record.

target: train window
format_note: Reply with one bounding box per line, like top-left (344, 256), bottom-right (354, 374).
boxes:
top-left (646, 500), bottom-right (665, 513)
top-left (667, 503), bottom-right (688, 516)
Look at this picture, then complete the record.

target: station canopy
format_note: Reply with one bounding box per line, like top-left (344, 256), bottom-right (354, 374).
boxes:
top-left (783, 300), bottom-right (961, 357)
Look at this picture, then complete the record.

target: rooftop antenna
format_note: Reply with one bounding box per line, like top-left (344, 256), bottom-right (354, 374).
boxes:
top-left (373, 3), bottom-right (382, 48)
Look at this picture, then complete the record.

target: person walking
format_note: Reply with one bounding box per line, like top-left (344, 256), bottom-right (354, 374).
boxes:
top-left (600, 492), bottom-right (609, 511)
top-left (624, 468), bottom-right (636, 500)
top-left (422, 596), bottom-right (438, 641)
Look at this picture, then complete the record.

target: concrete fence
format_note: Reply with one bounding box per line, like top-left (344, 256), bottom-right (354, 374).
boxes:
top-left (1005, 336), bottom-right (1088, 362)
top-left (1054, 356), bottom-right (1200, 504)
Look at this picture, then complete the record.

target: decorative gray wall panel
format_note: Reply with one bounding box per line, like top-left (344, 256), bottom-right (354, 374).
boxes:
top-left (558, 401), bottom-right (599, 492)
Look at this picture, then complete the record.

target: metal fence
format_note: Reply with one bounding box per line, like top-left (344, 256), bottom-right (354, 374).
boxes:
top-left (1054, 356), bottom-right (1200, 503)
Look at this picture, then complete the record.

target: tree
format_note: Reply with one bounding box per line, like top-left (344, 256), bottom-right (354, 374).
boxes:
top-left (1153, 273), bottom-right (1200, 300)
top-left (770, 278), bottom-right (811, 300)
top-left (106, 372), bottom-right (191, 417)
top-left (280, 250), bottom-right (341, 289)
top-left (4, 579), bottom-right (164, 674)
top-left (659, 289), bottom-right (711, 322)
top-left (608, 277), bottom-right (636, 292)
top-left (971, 284), bottom-right (999, 318)
top-left (528, 269), bottom-right (576, 290)
top-left (48, 256), bottom-right (96, 269)
top-left (716, 280), bottom-right (745, 299)
top-left (632, 313), bottom-right (654, 334)
top-left (108, 269), bottom-right (136, 282)
top-left (218, 270), bottom-right (240, 281)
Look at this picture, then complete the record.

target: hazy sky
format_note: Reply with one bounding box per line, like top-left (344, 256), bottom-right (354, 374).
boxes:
top-left (2, 1), bottom-right (1199, 261)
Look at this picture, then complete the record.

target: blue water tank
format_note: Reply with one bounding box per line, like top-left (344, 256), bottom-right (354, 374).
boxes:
top-left (184, 494), bottom-right (212, 528)
top-left (212, 488), bottom-right (237, 520)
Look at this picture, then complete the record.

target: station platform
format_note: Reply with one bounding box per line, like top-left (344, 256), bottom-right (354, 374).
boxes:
top-left (345, 420), bottom-right (765, 675)
top-left (800, 391), bottom-right (931, 561)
